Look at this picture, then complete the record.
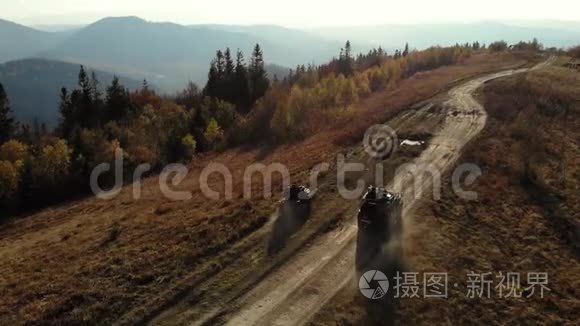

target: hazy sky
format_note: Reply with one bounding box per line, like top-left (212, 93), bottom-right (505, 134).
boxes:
top-left (3, 0), bottom-right (580, 27)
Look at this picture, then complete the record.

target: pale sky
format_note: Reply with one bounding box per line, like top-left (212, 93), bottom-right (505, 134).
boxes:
top-left (3, 0), bottom-right (580, 27)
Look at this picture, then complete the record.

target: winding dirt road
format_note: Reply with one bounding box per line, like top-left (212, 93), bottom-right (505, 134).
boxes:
top-left (150, 58), bottom-right (553, 326)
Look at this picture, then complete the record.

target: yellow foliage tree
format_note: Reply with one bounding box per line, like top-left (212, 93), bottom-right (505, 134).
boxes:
top-left (181, 134), bottom-right (197, 158)
top-left (270, 102), bottom-right (292, 142)
top-left (341, 78), bottom-right (359, 105)
top-left (33, 139), bottom-right (71, 180)
top-left (0, 160), bottom-right (19, 198)
top-left (354, 72), bottom-right (371, 97)
top-left (0, 140), bottom-right (29, 164)
top-left (204, 118), bottom-right (224, 147)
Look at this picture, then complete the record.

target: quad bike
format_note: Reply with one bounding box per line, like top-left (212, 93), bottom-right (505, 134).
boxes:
top-left (268, 185), bottom-right (314, 254)
top-left (287, 184), bottom-right (313, 205)
top-left (355, 186), bottom-right (402, 271)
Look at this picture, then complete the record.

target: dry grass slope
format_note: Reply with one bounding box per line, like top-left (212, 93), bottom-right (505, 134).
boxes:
top-left (309, 64), bottom-right (580, 325)
top-left (0, 53), bottom-right (532, 325)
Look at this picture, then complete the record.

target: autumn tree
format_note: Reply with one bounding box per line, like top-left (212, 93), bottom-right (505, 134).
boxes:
top-left (0, 160), bottom-right (19, 199)
top-left (204, 118), bottom-right (224, 149)
top-left (175, 81), bottom-right (202, 109)
top-left (0, 140), bottom-right (29, 163)
top-left (270, 102), bottom-right (292, 142)
top-left (181, 134), bottom-right (197, 159)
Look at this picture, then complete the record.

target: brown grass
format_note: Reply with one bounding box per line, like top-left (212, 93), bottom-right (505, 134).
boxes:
top-left (0, 53), bottom-right (530, 325)
top-left (309, 64), bottom-right (580, 325)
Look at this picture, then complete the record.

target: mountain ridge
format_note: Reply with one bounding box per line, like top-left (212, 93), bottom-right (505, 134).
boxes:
top-left (0, 58), bottom-right (143, 127)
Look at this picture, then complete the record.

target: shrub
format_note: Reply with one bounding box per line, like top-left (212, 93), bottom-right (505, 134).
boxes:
top-left (568, 45), bottom-right (580, 58)
top-left (204, 118), bottom-right (224, 148)
top-left (489, 41), bottom-right (508, 52)
top-left (181, 134), bottom-right (197, 159)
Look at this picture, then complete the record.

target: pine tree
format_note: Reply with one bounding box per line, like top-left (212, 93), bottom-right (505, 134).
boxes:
top-left (394, 50), bottom-right (401, 59)
top-left (204, 60), bottom-right (219, 98)
top-left (223, 47), bottom-right (236, 103)
top-left (105, 76), bottom-right (131, 122)
top-left (249, 44), bottom-right (270, 105)
top-left (345, 40), bottom-right (352, 59)
top-left (90, 71), bottom-right (102, 102)
top-left (0, 83), bottom-right (15, 144)
top-left (224, 48), bottom-right (235, 78)
top-left (32, 118), bottom-right (43, 144)
top-left (57, 87), bottom-right (74, 139)
top-left (90, 71), bottom-right (104, 125)
top-left (338, 40), bottom-right (354, 76)
top-left (234, 49), bottom-right (250, 112)
top-left (78, 66), bottom-right (94, 128)
top-left (16, 123), bottom-right (32, 145)
top-left (216, 50), bottom-right (225, 78)
top-left (78, 65), bottom-right (91, 95)
top-left (403, 43), bottom-right (409, 57)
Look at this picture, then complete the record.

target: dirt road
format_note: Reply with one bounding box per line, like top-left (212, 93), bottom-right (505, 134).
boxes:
top-left (150, 58), bottom-right (553, 326)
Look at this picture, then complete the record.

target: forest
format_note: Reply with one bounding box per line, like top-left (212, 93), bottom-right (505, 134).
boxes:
top-left (0, 40), bottom-right (549, 217)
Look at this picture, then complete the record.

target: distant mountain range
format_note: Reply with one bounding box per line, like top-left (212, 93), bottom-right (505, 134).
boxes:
top-left (311, 21), bottom-right (580, 49)
top-left (0, 19), bottom-right (67, 63)
top-left (3, 17), bottom-right (580, 88)
top-left (1, 17), bottom-right (336, 126)
top-left (0, 17), bottom-right (339, 91)
top-left (0, 58), bottom-right (142, 126)
top-left (1, 16), bottom-right (580, 126)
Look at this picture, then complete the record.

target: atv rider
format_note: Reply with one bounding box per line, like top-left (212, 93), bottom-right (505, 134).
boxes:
top-left (288, 184), bottom-right (311, 202)
top-left (357, 186), bottom-right (395, 234)
top-left (289, 184), bottom-right (301, 201)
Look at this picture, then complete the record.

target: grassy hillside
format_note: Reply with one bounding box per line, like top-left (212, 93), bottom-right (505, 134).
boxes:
top-left (0, 53), bottom-right (529, 325)
top-left (310, 64), bottom-right (579, 325)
